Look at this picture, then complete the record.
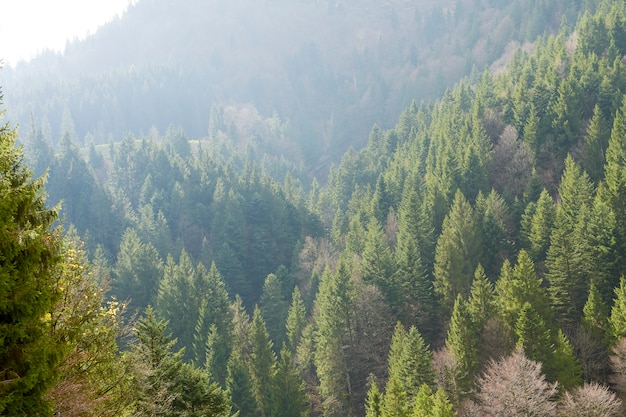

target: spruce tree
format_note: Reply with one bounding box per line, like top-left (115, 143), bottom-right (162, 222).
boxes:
top-left (285, 286), bottom-right (307, 354)
top-left (365, 380), bottom-right (383, 417)
top-left (445, 295), bottom-right (478, 396)
top-left (0, 111), bottom-right (62, 416)
top-left (249, 306), bottom-right (277, 417)
top-left (273, 346), bottom-right (309, 417)
top-left (314, 261), bottom-right (355, 417)
top-left (433, 190), bottom-right (482, 313)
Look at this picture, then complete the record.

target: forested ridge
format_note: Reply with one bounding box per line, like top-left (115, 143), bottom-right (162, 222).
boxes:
top-left (6, 0), bottom-right (626, 416)
top-left (3, 0), bottom-right (585, 171)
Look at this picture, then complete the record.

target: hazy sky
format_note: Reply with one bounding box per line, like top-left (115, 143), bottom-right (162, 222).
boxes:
top-left (0, 0), bottom-right (134, 66)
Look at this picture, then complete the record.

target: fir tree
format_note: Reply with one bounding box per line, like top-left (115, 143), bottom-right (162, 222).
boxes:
top-left (433, 190), bottom-right (482, 313)
top-left (0, 111), bottom-right (62, 416)
top-left (445, 295), bottom-right (479, 396)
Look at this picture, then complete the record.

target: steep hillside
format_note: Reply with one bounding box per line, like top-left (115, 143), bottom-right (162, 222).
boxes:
top-left (3, 0), bottom-right (586, 170)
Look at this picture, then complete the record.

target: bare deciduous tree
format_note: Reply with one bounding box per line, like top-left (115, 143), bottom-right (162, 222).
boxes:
top-left (475, 349), bottom-right (558, 417)
top-left (559, 382), bottom-right (622, 417)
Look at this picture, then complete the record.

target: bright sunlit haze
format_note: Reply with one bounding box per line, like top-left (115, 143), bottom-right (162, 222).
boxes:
top-left (0, 0), bottom-right (134, 66)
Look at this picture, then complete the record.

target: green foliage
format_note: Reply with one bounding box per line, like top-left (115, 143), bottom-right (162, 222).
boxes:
top-left (314, 262), bottom-right (355, 417)
top-left (0, 113), bottom-right (62, 416)
top-left (445, 295), bottom-right (479, 395)
top-left (433, 190), bottom-right (482, 312)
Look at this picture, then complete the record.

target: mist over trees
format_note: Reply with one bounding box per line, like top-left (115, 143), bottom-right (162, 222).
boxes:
top-left (6, 0), bottom-right (626, 416)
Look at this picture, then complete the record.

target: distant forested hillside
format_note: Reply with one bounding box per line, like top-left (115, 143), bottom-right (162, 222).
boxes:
top-left (4, 0), bottom-right (589, 170)
top-left (7, 0), bottom-right (626, 416)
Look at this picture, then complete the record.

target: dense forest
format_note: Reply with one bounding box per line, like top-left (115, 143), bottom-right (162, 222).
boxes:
top-left (2, 0), bottom-right (587, 171)
top-left (6, 0), bottom-right (626, 416)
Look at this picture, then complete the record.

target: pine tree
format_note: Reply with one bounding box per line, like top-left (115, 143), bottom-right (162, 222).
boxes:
top-left (386, 322), bottom-right (435, 409)
top-left (273, 346), bottom-right (309, 417)
top-left (395, 180), bottom-right (436, 336)
top-left (515, 302), bottom-right (553, 368)
top-left (0, 111), bottom-right (62, 416)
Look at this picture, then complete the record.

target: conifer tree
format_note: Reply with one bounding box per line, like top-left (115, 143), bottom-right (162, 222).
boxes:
top-left (600, 95), bottom-right (626, 270)
top-left (365, 380), bottom-right (383, 417)
top-left (285, 286), bottom-right (307, 354)
top-left (522, 189), bottom-right (555, 266)
top-left (467, 264), bottom-right (495, 330)
top-left (445, 295), bottom-right (478, 396)
top-left (156, 250), bottom-right (197, 358)
top-left (0, 112), bottom-right (62, 416)
top-left (610, 276), bottom-right (626, 340)
top-left (192, 261), bottom-right (233, 381)
top-left (382, 376), bottom-right (409, 417)
top-left (114, 227), bottom-right (164, 312)
top-left (395, 179), bottom-right (436, 335)
top-left (361, 219), bottom-right (399, 308)
top-left (546, 155), bottom-right (595, 328)
top-left (548, 330), bottom-right (582, 391)
top-left (515, 303), bottom-right (553, 369)
top-left (273, 346), bottom-right (309, 417)
top-left (314, 261), bottom-right (355, 417)
top-left (434, 190), bottom-right (482, 312)
top-left (582, 283), bottom-right (610, 339)
top-left (495, 250), bottom-right (552, 330)
top-left (260, 273), bottom-right (289, 350)
top-left (249, 306), bottom-right (277, 417)
top-left (227, 354), bottom-right (256, 417)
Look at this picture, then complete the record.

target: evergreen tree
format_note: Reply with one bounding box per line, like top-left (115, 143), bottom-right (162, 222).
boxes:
top-left (361, 219), bottom-right (399, 308)
top-left (192, 262), bottom-right (233, 384)
top-left (610, 276), bottom-right (626, 340)
top-left (601, 95), bottom-right (626, 271)
top-left (156, 251), bottom-right (197, 358)
top-left (495, 250), bottom-right (552, 330)
top-left (314, 261), bottom-right (355, 417)
top-left (411, 384), bottom-right (455, 417)
top-left (515, 302), bottom-right (553, 369)
top-left (433, 190), bottom-right (482, 312)
top-left (546, 155), bottom-right (594, 328)
top-left (522, 189), bottom-right (555, 266)
top-left (395, 180), bottom-right (436, 336)
top-left (445, 295), bottom-right (479, 396)
top-left (273, 346), bottom-right (309, 417)
top-left (226, 354), bottom-right (256, 417)
top-left (249, 306), bottom-right (277, 417)
top-left (0, 112), bottom-right (62, 417)
top-left (114, 228), bottom-right (164, 312)
top-left (260, 273), bottom-right (289, 350)
top-left (285, 286), bottom-right (307, 354)
top-left (467, 264), bottom-right (495, 330)
top-left (130, 306), bottom-right (184, 416)
top-left (365, 380), bottom-right (383, 417)
top-left (548, 330), bottom-right (582, 391)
